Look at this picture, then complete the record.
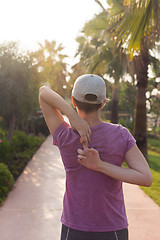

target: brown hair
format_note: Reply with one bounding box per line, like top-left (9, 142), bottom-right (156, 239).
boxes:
top-left (73, 95), bottom-right (102, 114)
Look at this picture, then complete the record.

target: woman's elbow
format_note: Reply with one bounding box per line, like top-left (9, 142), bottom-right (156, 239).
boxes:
top-left (39, 86), bottom-right (46, 94)
top-left (39, 86), bottom-right (47, 99)
top-left (143, 172), bottom-right (152, 187)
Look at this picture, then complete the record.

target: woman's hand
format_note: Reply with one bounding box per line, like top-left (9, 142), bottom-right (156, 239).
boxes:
top-left (69, 113), bottom-right (91, 149)
top-left (78, 145), bottom-right (152, 187)
top-left (39, 86), bottom-right (91, 147)
top-left (77, 148), bottom-right (102, 171)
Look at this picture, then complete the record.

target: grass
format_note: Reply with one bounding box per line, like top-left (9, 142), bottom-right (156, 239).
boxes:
top-left (141, 149), bottom-right (160, 206)
top-left (123, 137), bottom-right (160, 206)
top-left (148, 138), bottom-right (160, 154)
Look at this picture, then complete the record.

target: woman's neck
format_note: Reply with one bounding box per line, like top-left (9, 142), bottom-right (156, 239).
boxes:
top-left (79, 110), bottom-right (102, 127)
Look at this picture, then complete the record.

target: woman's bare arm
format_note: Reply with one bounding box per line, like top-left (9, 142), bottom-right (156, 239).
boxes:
top-left (39, 86), bottom-right (91, 147)
top-left (77, 144), bottom-right (152, 187)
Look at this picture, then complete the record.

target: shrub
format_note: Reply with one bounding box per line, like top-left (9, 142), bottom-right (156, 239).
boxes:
top-left (0, 163), bottom-right (14, 205)
top-left (11, 130), bottom-right (30, 152)
top-left (32, 117), bottom-right (49, 136)
top-left (11, 130), bottom-right (44, 152)
top-left (0, 138), bottom-right (13, 161)
top-left (119, 118), bottom-right (134, 133)
top-left (0, 130), bottom-right (45, 181)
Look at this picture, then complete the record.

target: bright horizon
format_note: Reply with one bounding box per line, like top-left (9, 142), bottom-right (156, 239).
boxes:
top-left (0, 0), bottom-right (107, 65)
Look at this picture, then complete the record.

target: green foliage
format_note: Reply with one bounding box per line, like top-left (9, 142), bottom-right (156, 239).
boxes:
top-left (31, 117), bottom-right (50, 137)
top-left (0, 128), bottom-right (44, 205)
top-left (30, 40), bottom-right (69, 97)
top-left (83, 11), bottom-right (108, 37)
top-left (147, 77), bottom-right (160, 132)
top-left (0, 42), bottom-right (39, 139)
top-left (119, 118), bottom-right (134, 133)
top-left (75, 9), bottom-right (130, 124)
top-left (11, 130), bottom-right (31, 152)
top-left (0, 129), bottom-right (44, 180)
top-left (11, 130), bottom-right (45, 153)
top-left (0, 138), bottom-right (13, 160)
top-left (108, 0), bottom-right (160, 55)
top-left (119, 81), bottom-right (136, 119)
top-left (0, 163), bottom-right (14, 205)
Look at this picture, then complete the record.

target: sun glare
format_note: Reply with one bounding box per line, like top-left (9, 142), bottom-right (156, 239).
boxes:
top-left (0, 0), bottom-right (107, 62)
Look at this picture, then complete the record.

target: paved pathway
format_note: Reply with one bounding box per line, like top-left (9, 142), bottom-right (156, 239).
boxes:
top-left (0, 135), bottom-right (160, 240)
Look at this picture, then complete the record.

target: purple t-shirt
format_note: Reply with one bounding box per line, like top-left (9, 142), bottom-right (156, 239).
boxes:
top-left (53, 121), bottom-right (136, 232)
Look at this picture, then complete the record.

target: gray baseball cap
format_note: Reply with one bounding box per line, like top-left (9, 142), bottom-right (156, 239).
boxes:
top-left (72, 74), bottom-right (106, 104)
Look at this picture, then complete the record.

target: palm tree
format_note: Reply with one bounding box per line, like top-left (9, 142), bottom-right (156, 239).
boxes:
top-left (69, 62), bottom-right (85, 90)
top-left (109, 0), bottom-right (160, 54)
top-left (104, 0), bottom-right (160, 159)
top-left (30, 40), bottom-right (68, 97)
top-left (75, 11), bottom-right (129, 123)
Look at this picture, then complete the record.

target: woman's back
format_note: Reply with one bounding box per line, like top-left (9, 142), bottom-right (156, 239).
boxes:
top-left (53, 121), bottom-right (135, 232)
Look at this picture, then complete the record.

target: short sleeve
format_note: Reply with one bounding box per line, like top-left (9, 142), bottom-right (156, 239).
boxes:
top-left (121, 127), bottom-right (136, 153)
top-left (53, 121), bottom-right (70, 148)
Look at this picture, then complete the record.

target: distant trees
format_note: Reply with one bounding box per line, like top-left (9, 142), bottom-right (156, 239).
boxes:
top-left (108, 0), bottom-right (160, 159)
top-left (75, 11), bottom-right (129, 123)
top-left (0, 40), bottom-right (69, 140)
top-left (0, 4), bottom-right (160, 156)
top-left (119, 80), bottom-right (136, 120)
top-left (30, 40), bottom-right (69, 97)
top-left (73, 0), bottom-right (160, 159)
top-left (0, 42), bottom-right (38, 140)
top-left (147, 79), bottom-right (160, 136)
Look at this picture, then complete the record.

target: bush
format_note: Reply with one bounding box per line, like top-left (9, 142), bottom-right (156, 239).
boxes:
top-left (0, 129), bottom-right (44, 205)
top-left (11, 130), bottom-right (45, 152)
top-left (0, 130), bottom-right (45, 181)
top-left (0, 138), bottom-right (13, 161)
top-left (32, 117), bottom-right (49, 136)
top-left (118, 118), bottom-right (134, 133)
top-left (0, 163), bottom-right (14, 205)
top-left (11, 130), bottom-right (30, 152)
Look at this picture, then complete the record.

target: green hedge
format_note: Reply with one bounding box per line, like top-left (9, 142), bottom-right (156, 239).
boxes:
top-left (0, 129), bottom-right (45, 205)
top-left (0, 130), bottom-right (45, 180)
top-left (0, 163), bottom-right (14, 205)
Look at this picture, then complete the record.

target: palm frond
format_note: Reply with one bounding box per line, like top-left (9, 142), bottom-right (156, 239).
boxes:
top-left (109, 0), bottom-right (160, 55)
top-left (94, 0), bottom-right (107, 12)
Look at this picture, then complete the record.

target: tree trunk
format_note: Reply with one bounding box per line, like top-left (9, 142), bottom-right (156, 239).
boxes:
top-left (111, 83), bottom-right (119, 124)
top-left (7, 113), bottom-right (16, 141)
top-left (134, 87), bottom-right (148, 159)
top-left (133, 42), bottom-right (149, 160)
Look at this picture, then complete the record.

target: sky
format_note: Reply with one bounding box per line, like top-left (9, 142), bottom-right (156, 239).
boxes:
top-left (0, 0), bottom-right (107, 65)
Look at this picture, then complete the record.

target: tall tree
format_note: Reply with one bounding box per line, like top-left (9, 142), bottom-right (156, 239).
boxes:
top-left (147, 61), bottom-right (160, 136)
top-left (0, 42), bottom-right (38, 140)
top-left (104, 0), bottom-right (160, 159)
top-left (30, 40), bottom-right (68, 97)
top-left (75, 10), bottom-right (128, 123)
